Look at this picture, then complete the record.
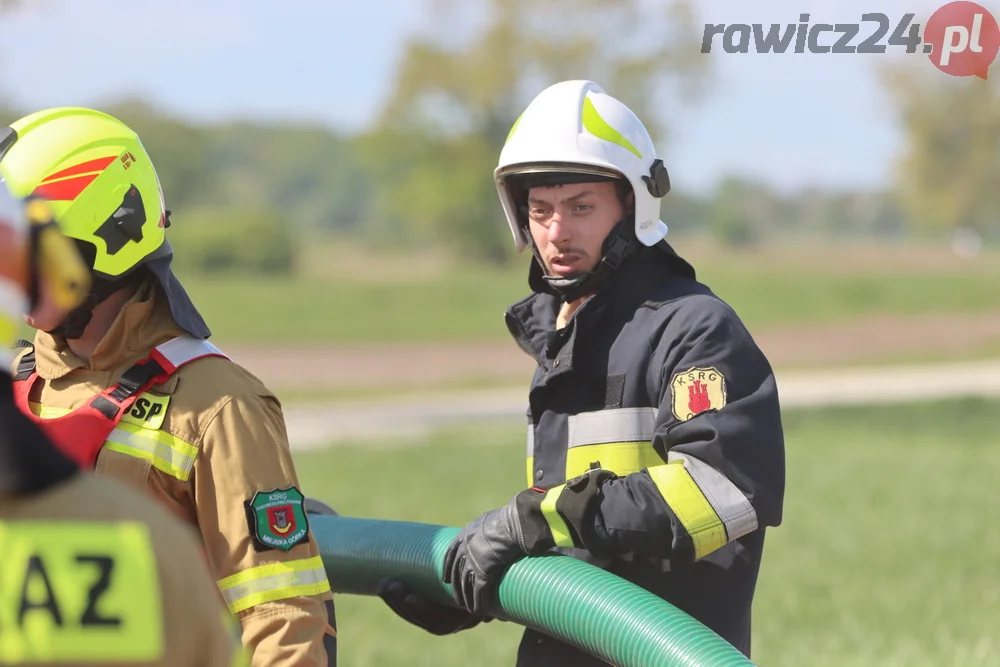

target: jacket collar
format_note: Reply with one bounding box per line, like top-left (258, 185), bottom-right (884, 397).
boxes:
top-left (505, 242), bottom-right (696, 366)
top-left (33, 280), bottom-right (187, 381)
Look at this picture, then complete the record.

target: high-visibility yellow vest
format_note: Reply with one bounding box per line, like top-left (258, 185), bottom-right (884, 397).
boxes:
top-left (0, 521), bottom-right (163, 663)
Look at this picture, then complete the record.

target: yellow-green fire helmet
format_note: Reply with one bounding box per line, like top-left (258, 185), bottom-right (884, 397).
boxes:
top-left (0, 107), bottom-right (168, 279)
top-left (0, 107), bottom-right (210, 339)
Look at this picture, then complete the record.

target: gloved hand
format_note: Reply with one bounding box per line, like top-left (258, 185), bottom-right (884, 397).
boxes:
top-left (376, 579), bottom-right (490, 636)
top-left (443, 464), bottom-right (616, 615)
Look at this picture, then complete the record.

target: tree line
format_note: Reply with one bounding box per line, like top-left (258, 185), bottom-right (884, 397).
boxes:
top-left (1, 0), bottom-right (996, 276)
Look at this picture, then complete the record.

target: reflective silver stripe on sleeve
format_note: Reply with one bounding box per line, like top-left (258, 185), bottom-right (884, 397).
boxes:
top-left (666, 451), bottom-right (758, 541)
top-left (567, 407), bottom-right (657, 448)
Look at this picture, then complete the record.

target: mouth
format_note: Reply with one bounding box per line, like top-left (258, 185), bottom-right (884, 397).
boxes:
top-left (549, 254), bottom-right (585, 276)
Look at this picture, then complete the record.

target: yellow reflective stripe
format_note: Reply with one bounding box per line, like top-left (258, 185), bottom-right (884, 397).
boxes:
top-left (0, 520), bottom-right (163, 662)
top-left (667, 452), bottom-right (758, 542)
top-left (27, 401), bottom-right (71, 419)
top-left (526, 422), bottom-right (536, 486)
top-left (565, 441), bottom-right (664, 479)
top-left (539, 484), bottom-right (575, 548)
top-left (582, 96), bottom-right (642, 158)
top-left (564, 408), bottom-right (661, 476)
top-left (104, 423), bottom-right (198, 481)
top-left (0, 279), bottom-right (25, 368)
top-left (528, 408), bottom-right (662, 481)
top-left (0, 286), bottom-right (16, 358)
top-left (505, 111), bottom-right (524, 144)
top-left (648, 463), bottom-right (727, 560)
top-left (217, 556), bottom-right (331, 614)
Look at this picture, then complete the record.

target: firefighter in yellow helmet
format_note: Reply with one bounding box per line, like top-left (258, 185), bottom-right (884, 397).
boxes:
top-left (0, 180), bottom-right (249, 667)
top-left (0, 108), bottom-right (337, 666)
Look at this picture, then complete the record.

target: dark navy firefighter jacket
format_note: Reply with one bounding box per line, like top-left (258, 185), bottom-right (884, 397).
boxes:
top-left (504, 241), bottom-right (785, 665)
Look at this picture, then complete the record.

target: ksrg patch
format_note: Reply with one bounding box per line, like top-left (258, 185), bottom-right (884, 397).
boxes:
top-left (245, 487), bottom-right (309, 552)
top-left (670, 367), bottom-right (727, 421)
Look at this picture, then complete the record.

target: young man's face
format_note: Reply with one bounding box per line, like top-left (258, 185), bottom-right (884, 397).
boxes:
top-left (525, 181), bottom-right (627, 278)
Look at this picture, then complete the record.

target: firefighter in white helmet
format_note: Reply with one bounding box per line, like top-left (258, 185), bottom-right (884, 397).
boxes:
top-left (380, 80), bottom-right (786, 665)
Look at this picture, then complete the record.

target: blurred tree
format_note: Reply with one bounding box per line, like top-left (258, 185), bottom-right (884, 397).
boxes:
top-left (105, 100), bottom-right (368, 232)
top-left (364, 0), bottom-right (713, 262)
top-left (709, 177), bottom-right (762, 248)
top-left (881, 63), bottom-right (1000, 241)
top-left (167, 206), bottom-right (298, 277)
top-left (207, 123), bottom-right (370, 231)
top-left (660, 190), bottom-right (710, 238)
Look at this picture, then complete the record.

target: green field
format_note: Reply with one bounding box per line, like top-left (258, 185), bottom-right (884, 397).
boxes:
top-left (176, 240), bottom-right (1000, 345)
top-left (293, 399), bottom-right (1000, 667)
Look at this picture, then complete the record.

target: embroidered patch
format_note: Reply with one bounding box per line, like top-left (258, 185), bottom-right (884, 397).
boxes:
top-left (120, 393), bottom-right (171, 430)
top-left (245, 487), bottom-right (310, 552)
top-left (670, 367), bottom-right (727, 422)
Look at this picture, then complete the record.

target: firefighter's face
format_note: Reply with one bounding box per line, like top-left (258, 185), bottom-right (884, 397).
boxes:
top-left (526, 181), bottom-right (628, 279)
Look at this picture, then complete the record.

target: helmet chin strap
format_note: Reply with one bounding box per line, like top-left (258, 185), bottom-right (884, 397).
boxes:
top-left (525, 215), bottom-right (640, 303)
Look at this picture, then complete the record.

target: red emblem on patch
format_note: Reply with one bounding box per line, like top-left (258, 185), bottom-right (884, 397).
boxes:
top-left (267, 505), bottom-right (296, 536)
top-left (688, 380), bottom-right (712, 415)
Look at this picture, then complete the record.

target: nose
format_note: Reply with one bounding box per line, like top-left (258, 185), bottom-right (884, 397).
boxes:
top-left (546, 212), bottom-right (571, 246)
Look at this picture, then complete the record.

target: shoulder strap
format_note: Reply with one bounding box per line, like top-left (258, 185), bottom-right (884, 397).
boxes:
top-left (13, 346), bottom-right (36, 382)
top-left (90, 336), bottom-right (229, 420)
top-left (149, 336), bottom-right (229, 373)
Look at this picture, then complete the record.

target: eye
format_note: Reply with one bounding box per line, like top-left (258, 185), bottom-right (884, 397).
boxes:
top-left (528, 207), bottom-right (550, 220)
top-left (574, 203), bottom-right (593, 213)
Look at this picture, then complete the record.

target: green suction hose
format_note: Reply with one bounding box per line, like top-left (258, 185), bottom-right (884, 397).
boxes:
top-left (311, 515), bottom-right (756, 667)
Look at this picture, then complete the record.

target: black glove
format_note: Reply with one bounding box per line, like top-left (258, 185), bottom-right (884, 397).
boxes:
top-left (376, 579), bottom-right (490, 636)
top-left (443, 464), bottom-right (616, 615)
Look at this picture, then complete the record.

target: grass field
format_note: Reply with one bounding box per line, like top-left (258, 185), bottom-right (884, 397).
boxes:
top-left (292, 398), bottom-right (1000, 667)
top-left (175, 239), bottom-right (1000, 345)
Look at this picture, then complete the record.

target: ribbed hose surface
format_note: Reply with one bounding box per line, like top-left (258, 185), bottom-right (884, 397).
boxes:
top-left (312, 515), bottom-right (756, 667)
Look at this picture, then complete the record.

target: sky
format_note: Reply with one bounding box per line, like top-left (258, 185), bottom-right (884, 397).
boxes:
top-left (0, 0), bottom-right (991, 195)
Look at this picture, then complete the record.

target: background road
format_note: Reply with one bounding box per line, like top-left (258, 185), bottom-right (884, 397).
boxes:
top-left (281, 358), bottom-right (1000, 449)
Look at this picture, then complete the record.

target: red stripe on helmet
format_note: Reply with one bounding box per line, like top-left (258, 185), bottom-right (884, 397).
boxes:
top-left (40, 156), bottom-right (117, 183)
top-left (31, 174), bottom-right (100, 202)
